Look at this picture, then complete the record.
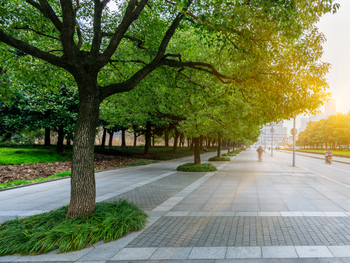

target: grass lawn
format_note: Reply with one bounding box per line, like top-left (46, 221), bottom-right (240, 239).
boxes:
top-left (0, 171), bottom-right (71, 190)
top-left (0, 147), bottom-right (72, 165)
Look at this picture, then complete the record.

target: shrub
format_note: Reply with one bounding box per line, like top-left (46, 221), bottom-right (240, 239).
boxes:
top-left (125, 160), bottom-right (159, 166)
top-left (177, 163), bottom-right (217, 172)
top-left (221, 153), bottom-right (236, 157)
top-left (208, 156), bottom-right (231, 161)
top-left (0, 199), bottom-right (148, 255)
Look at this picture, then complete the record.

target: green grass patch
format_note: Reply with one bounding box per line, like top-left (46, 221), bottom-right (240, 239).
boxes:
top-left (177, 163), bottom-right (217, 172)
top-left (0, 147), bottom-right (71, 165)
top-left (0, 171), bottom-right (71, 190)
top-left (0, 199), bottom-right (148, 256)
top-left (208, 156), bottom-right (231, 161)
top-left (221, 153), bottom-right (236, 156)
top-left (125, 160), bottom-right (159, 166)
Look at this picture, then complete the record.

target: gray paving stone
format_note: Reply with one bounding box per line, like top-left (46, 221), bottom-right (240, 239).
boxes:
top-left (267, 259), bottom-right (319, 263)
top-left (150, 248), bottom-right (192, 259)
top-left (226, 247), bottom-right (261, 258)
top-left (77, 247), bottom-right (122, 261)
top-left (0, 255), bottom-right (19, 262)
top-left (217, 260), bottom-right (267, 263)
top-left (327, 246), bottom-right (350, 257)
top-left (295, 246), bottom-right (333, 258)
top-left (15, 247), bottom-right (93, 261)
top-left (189, 247), bottom-right (227, 259)
top-left (110, 248), bottom-right (157, 260)
top-left (262, 247), bottom-right (298, 258)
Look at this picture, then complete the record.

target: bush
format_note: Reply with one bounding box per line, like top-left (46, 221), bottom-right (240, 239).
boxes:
top-left (0, 171), bottom-right (71, 190)
top-left (221, 153), bottom-right (236, 157)
top-left (0, 199), bottom-right (148, 255)
top-left (125, 160), bottom-right (159, 166)
top-left (177, 163), bottom-right (217, 172)
top-left (208, 156), bottom-right (231, 161)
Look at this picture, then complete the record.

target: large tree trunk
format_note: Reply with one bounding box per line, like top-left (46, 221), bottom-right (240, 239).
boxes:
top-left (44, 127), bottom-right (51, 146)
top-left (144, 121), bottom-right (151, 155)
top-left (164, 130), bottom-right (169, 147)
top-left (217, 135), bottom-right (221, 157)
top-left (108, 131), bottom-right (114, 147)
top-left (227, 139), bottom-right (231, 154)
top-left (67, 89), bottom-right (100, 218)
top-left (207, 138), bottom-right (210, 148)
top-left (194, 137), bottom-right (201, 165)
top-left (101, 128), bottom-right (107, 147)
top-left (134, 131), bottom-right (137, 147)
top-left (173, 128), bottom-right (179, 152)
top-left (121, 129), bottom-right (126, 147)
top-left (57, 125), bottom-right (64, 153)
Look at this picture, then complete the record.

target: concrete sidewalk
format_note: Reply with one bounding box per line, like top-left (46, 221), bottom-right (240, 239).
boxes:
top-left (2, 149), bottom-right (350, 262)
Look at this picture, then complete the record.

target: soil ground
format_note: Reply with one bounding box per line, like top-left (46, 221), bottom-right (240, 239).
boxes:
top-left (0, 155), bottom-right (139, 184)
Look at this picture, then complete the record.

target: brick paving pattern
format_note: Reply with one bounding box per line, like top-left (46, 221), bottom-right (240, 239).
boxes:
top-left (105, 173), bottom-right (205, 210)
top-left (127, 216), bottom-right (350, 248)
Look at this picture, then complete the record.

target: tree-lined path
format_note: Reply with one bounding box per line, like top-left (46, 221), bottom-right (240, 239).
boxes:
top-left (3, 149), bottom-right (350, 262)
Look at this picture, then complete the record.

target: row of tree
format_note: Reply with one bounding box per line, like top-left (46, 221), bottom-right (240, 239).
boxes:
top-left (0, 0), bottom-right (338, 216)
top-left (297, 112), bottom-right (350, 149)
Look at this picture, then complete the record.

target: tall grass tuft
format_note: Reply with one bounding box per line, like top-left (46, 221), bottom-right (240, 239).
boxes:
top-left (0, 199), bottom-right (148, 255)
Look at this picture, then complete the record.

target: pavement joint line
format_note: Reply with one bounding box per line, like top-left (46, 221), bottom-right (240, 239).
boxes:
top-left (105, 245), bottom-right (350, 260)
top-left (130, 211), bottom-right (350, 217)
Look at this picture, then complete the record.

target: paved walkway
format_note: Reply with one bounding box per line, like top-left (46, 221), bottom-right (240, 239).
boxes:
top-left (2, 150), bottom-right (350, 262)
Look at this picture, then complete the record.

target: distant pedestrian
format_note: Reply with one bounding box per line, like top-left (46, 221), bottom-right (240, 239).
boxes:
top-left (257, 146), bottom-right (263, 162)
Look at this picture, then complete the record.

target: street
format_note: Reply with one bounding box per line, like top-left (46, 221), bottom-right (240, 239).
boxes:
top-left (275, 150), bottom-right (350, 187)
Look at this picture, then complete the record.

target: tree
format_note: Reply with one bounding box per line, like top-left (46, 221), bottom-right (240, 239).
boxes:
top-left (0, 0), bottom-right (338, 217)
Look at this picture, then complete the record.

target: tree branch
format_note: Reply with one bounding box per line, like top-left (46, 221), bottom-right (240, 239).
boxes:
top-left (26, 0), bottom-right (63, 31)
top-left (13, 26), bottom-right (60, 41)
top-left (0, 29), bottom-right (67, 69)
top-left (93, 0), bottom-right (149, 72)
top-left (59, 0), bottom-right (77, 60)
top-left (110, 59), bottom-right (147, 65)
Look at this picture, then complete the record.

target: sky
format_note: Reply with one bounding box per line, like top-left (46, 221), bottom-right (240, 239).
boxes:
top-left (283, 0), bottom-right (350, 134)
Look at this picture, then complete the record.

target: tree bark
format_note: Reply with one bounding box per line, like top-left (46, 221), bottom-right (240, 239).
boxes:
top-left (144, 121), bottom-right (151, 155)
top-left (187, 138), bottom-right (190, 148)
top-left (164, 130), bottom-right (169, 147)
top-left (44, 127), bottom-right (51, 146)
top-left (208, 138), bottom-right (210, 149)
top-left (67, 87), bottom-right (100, 218)
top-left (194, 137), bottom-right (201, 165)
top-left (217, 135), bottom-right (221, 157)
top-left (227, 139), bottom-right (231, 154)
top-left (101, 128), bottom-right (107, 147)
top-left (179, 133), bottom-right (184, 148)
top-left (200, 135), bottom-right (203, 150)
top-left (121, 129), bottom-right (126, 147)
top-left (57, 125), bottom-right (64, 153)
top-left (108, 131), bottom-right (114, 147)
top-left (134, 131), bottom-right (137, 147)
top-left (173, 128), bottom-right (179, 152)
